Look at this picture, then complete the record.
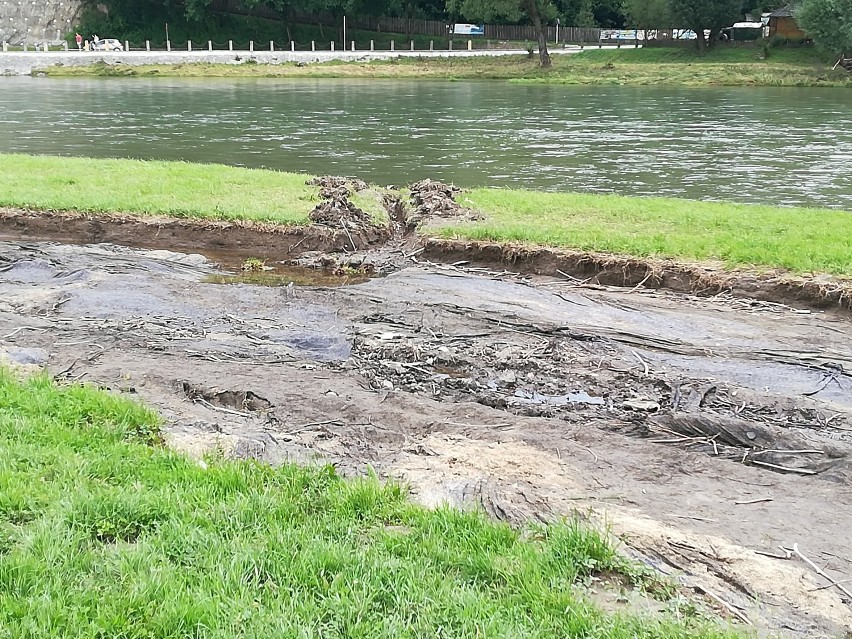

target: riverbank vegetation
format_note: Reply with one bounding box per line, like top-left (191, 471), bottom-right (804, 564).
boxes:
top-left (37, 47), bottom-right (850, 87)
top-left (0, 369), bottom-right (743, 637)
top-left (3, 153), bottom-right (851, 276)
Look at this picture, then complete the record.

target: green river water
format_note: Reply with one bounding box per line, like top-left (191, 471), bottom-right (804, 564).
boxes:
top-left (1, 77), bottom-right (850, 209)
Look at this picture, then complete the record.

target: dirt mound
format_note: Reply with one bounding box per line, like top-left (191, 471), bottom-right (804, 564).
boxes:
top-left (308, 177), bottom-right (372, 230)
top-left (408, 179), bottom-right (481, 227)
top-left (306, 175), bottom-right (368, 192)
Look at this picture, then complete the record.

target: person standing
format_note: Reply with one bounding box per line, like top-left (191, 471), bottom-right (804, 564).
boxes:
top-left (75, 33), bottom-right (82, 50)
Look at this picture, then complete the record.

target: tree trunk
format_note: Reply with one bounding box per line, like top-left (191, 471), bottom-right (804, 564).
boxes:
top-left (523, 0), bottom-right (551, 68)
top-left (695, 25), bottom-right (707, 52)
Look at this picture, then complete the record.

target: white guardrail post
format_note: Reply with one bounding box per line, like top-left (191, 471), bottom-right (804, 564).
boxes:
top-left (188, 40), bottom-right (192, 51)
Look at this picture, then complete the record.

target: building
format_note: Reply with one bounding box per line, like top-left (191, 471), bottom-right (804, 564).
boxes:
top-left (768, 5), bottom-right (805, 39)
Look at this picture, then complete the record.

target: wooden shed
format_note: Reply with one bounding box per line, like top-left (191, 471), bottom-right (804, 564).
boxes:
top-left (768, 5), bottom-right (805, 39)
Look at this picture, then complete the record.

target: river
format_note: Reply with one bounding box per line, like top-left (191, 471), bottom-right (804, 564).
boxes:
top-left (2, 77), bottom-right (850, 208)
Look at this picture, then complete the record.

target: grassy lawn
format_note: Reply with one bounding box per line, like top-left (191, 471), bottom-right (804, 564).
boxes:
top-left (3, 153), bottom-right (850, 276)
top-left (36, 46), bottom-right (851, 87)
top-left (444, 189), bottom-right (852, 276)
top-left (0, 371), bottom-right (738, 637)
top-left (0, 154), bottom-right (385, 224)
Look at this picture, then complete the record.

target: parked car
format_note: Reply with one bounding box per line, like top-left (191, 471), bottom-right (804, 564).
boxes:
top-left (92, 38), bottom-right (123, 52)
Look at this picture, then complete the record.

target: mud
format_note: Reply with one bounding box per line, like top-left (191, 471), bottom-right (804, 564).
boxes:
top-left (3, 191), bottom-right (852, 634)
top-left (2, 233), bottom-right (852, 637)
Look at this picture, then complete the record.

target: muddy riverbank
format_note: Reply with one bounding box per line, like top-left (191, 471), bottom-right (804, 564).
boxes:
top-left (2, 233), bottom-right (852, 637)
top-left (3, 206), bottom-right (851, 313)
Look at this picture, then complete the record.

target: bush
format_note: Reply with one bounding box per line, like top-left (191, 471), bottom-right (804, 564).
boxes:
top-left (768, 35), bottom-right (811, 48)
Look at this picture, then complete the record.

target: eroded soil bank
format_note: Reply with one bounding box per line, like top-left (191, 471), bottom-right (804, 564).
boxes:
top-left (3, 206), bottom-right (851, 313)
top-left (2, 230), bottom-right (852, 637)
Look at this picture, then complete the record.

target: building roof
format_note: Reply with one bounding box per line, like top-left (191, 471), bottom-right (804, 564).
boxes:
top-left (769, 5), bottom-right (795, 18)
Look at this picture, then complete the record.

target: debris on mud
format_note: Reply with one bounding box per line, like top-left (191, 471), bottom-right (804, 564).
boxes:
top-left (308, 178), bottom-right (372, 230)
top-left (4, 239), bottom-right (852, 638)
top-left (407, 178), bottom-right (482, 228)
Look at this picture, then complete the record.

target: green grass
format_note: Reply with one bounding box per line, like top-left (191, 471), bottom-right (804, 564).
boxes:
top-left (0, 154), bottom-right (386, 224)
top-left (442, 188), bottom-right (852, 276)
top-left (4, 153), bottom-right (850, 276)
top-left (37, 46), bottom-right (852, 87)
top-left (0, 371), bottom-right (739, 637)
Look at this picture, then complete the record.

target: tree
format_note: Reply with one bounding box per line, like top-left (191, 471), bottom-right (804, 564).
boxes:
top-left (798, 0), bottom-right (852, 58)
top-left (554, 0), bottom-right (626, 27)
top-left (446, 0), bottom-right (555, 66)
top-left (666, 0), bottom-right (742, 51)
top-left (623, 0), bottom-right (671, 35)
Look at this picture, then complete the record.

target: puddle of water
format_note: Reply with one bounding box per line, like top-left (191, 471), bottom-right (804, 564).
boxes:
top-left (204, 266), bottom-right (370, 288)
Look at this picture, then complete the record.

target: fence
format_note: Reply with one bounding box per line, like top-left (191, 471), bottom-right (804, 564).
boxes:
top-left (2, 38), bottom-right (575, 53)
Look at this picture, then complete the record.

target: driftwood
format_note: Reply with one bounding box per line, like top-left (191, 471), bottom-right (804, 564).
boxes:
top-left (651, 413), bottom-right (849, 476)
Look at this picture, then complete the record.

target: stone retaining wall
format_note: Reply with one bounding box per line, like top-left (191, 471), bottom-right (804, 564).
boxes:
top-left (0, 0), bottom-right (83, 45)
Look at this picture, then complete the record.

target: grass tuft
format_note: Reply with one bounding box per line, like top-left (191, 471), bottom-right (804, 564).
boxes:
top-left (0, 370), bottom-right (740, 637)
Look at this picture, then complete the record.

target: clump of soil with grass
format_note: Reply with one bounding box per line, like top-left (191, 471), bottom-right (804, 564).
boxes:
top-left (307, 176), bottom-right (373, 229)
top-left (406, 178), bottom-right (482, 228)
